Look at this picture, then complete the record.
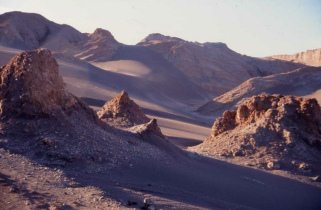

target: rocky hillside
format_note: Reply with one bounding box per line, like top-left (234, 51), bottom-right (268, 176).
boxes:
top-left (192, 94), bottom-right (321, 177)
top-left (0, 11), bottom-right (120, 60)
top-left (138, 33), bottom-right (304, 96)
top-left (75, 28), bottom-right (121, 61)
top-left (269, 48), bottom-right (321, 67)
top-left (0, 49), bottom-right (177, 166)
top-left (198, 66), bottom-right (321, 117)
top-left (97, 91), bottom-right (150, 127)
top-left (0, 48), bottom-right (192, 209)
top-left (0, 12), bottom-right (305, 99)
top-left (0, 11), bottom-right (86, 52)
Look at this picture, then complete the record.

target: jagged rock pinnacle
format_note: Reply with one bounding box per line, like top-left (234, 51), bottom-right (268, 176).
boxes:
top-left (129, 119), bottom-right (164, 138)
top-left (0, 48), bottom-right (96, 121)
top-left (97, 91), bottom-right (150, 127)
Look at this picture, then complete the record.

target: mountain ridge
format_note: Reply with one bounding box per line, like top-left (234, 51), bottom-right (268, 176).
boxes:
top-left (268, 48), bottom-right (321, 67)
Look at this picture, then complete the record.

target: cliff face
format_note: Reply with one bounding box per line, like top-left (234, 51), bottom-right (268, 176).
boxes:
top-left (269, 48), bottom-right (321, 67)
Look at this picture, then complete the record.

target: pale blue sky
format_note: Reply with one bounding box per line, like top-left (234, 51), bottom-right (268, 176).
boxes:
top-left (0, 0), bottom-right (320, 56)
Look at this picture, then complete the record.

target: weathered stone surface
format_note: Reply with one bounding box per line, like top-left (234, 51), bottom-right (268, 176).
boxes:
top-left (129, 119), bottom-right (164, 138)
top-left (97, 91), bottom-right (150, 127)
top-left (193, 94), bottom-right (321, 175)
top-left (0, 48), bottom-right (96, 121)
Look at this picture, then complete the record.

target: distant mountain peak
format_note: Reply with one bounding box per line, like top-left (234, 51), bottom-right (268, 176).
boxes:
top-left (90, 28), bottom-right (117, 42)
top-left (0, 11), bottom-right (85, 51)
top-left (139, 33), bottom-right (184, 44)
top-left (139, 33), bottom-right (229, 49)
top-left (0, 11), bottom-right (47, 19)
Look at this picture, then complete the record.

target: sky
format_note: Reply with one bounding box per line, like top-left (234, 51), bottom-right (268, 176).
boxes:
top-left (0, 0), bottom-right (320, 57)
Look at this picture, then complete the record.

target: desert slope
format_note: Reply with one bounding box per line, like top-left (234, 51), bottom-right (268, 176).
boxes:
top-left (269, 48), bottom-right (321, 67)
top-left (198, 66), bottom-right (321, 117)
top-left (0, 11), bottom-right (121, 59)
top-left (0, 11), bottom-right (86, 52)
top-left (138, 33), bottom-right (304, 96)
top-left (0, 12), bottom-right (304, 99)
top-left (1, 49), bottom-right (321, 210)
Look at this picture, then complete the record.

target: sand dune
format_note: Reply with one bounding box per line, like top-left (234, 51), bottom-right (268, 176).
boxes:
top-left (91, 60), bottom-right (150, 77)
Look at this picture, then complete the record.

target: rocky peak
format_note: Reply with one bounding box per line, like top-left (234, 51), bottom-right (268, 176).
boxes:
top-left (129, 119), bottom-right (164, 138)
top-left (90, 28), bottom-right (118, 43)
top-left (0, 49), bottom-right (64, 117)
top-left (78, 28), bottom-right (120, 61)
top-left (97, 91), bottom-right (150, 127)
top-left (139, 33), bottom-right (183, 45)
top-left (212, 94), bottom-right (321, 145)
top-left (0, 11), bottom-right (86, 51)
top-left (0, 48), bottom-right (96, 120)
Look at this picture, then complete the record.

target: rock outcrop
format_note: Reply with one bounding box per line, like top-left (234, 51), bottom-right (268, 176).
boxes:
top-left (193, 94), bottom-right (321, 175)
top-left (97, 91), bottom-right (150, 127)
top-left (129, 119), bottom-right (164, 138)
top-left (0, 48), bottom-right (96, 120)
top-left (269, 48), bottom-right (321, 67)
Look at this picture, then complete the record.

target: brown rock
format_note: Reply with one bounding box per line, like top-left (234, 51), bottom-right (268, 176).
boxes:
top-left (212, 110), bottom-right (236, 136)
top-left (0, 49), bottom-right (96, 121)
top-left (97, 91), bottom-right (150, 127)
top-left (194, 94), bottom-right (321, 175)
top-left (129, 119), bottom-right (164, 138)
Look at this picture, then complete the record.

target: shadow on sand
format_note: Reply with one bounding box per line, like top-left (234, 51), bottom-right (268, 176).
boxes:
top-left (2, 135), bottom-right (321, 210)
